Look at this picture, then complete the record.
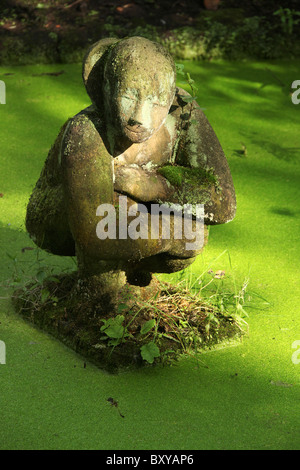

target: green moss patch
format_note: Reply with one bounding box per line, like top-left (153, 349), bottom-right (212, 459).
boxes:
top-left (157, 164), bottom-right (217, 187)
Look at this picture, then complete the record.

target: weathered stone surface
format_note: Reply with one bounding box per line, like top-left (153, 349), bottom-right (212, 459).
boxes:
top-left (26, 36), bottom-right (236, 288)
top-left (26, 120), bottom-right (75, 256)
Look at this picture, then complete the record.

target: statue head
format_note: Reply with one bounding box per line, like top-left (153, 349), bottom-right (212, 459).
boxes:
top-left (83, 37), bottom-right (176, 143)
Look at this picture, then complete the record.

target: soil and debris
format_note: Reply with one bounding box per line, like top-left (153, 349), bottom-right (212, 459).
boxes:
top-left (12, 271), bottom-right (245, 372)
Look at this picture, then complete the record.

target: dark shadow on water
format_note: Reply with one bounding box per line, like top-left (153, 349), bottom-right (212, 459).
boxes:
top-left (252, 140), bottom-right (300, 163)
top-left (239, 130), bottom-right (300, 164)
top-left (270, 207), bottom-right (297, 217)
top-left (232, 149), bottom-right (247, 158)
top-left (0, 223), bottom-right (75, 287)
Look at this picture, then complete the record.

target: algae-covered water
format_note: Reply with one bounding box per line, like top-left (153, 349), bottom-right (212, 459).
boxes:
top-left (0, 60), bottom-right (299, 450)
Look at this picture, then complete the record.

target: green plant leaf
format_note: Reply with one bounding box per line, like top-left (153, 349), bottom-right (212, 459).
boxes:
top-left (175, 63), bottom-right (185, 75)
top-left (36, 269), bottom-right (47, 283)
top-left (103, 324), bottom-right (124, 339)
top-left (178, 94), bottom-right (197, 103)
top-left (140, 319), bottom-right (156, 335)
top-left (140, 342), bottom-right (160, 363)
top-left (100, 315), bottom-right (125, 339)
top-left (41, 288), bottom-right (50, 303)
top-left (108, 338), bottom-right (122, 347)
top-left (46, 276), bottom-right (60, 283)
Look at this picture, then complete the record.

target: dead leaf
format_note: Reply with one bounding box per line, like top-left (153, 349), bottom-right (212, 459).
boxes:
top-left (214, 270), bottom-right (225, 279)
top-left (107, 397), bottom-right (124, 418)
top-left (270, 380), bottom-right (293, 387)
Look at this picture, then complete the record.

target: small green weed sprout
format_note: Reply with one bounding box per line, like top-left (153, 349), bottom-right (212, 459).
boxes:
top-left (175, 62), bottom-right (200, 130)
top-left (100, 315), bottom-right (130, 347)
top-left (5, 246), bottom-right (76, 309)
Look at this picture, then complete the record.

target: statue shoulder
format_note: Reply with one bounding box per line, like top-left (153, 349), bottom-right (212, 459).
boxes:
top-left (65, 105), bottom-right (104, 140)
top-left (61, 105), bottom-right (108, 164)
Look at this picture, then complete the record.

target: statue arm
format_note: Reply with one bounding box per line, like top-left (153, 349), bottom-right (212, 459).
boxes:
top-left (113, 163), bottom-right (173, 202)
top-left (171, 90), bottom-right (236, 225)
top-left (61, 112), bottom-right (115, 254)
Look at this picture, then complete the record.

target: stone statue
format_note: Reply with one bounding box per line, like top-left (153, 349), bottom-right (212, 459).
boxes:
top-left (26, 36), bottom-right (236, 303)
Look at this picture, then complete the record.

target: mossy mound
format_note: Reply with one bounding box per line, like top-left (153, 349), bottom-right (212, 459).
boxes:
top-left (12, 272), bottom-right (245, 373)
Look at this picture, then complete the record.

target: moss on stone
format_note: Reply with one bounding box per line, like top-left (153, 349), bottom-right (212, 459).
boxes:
top-left (157, 163), bottom-right (218, 187)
